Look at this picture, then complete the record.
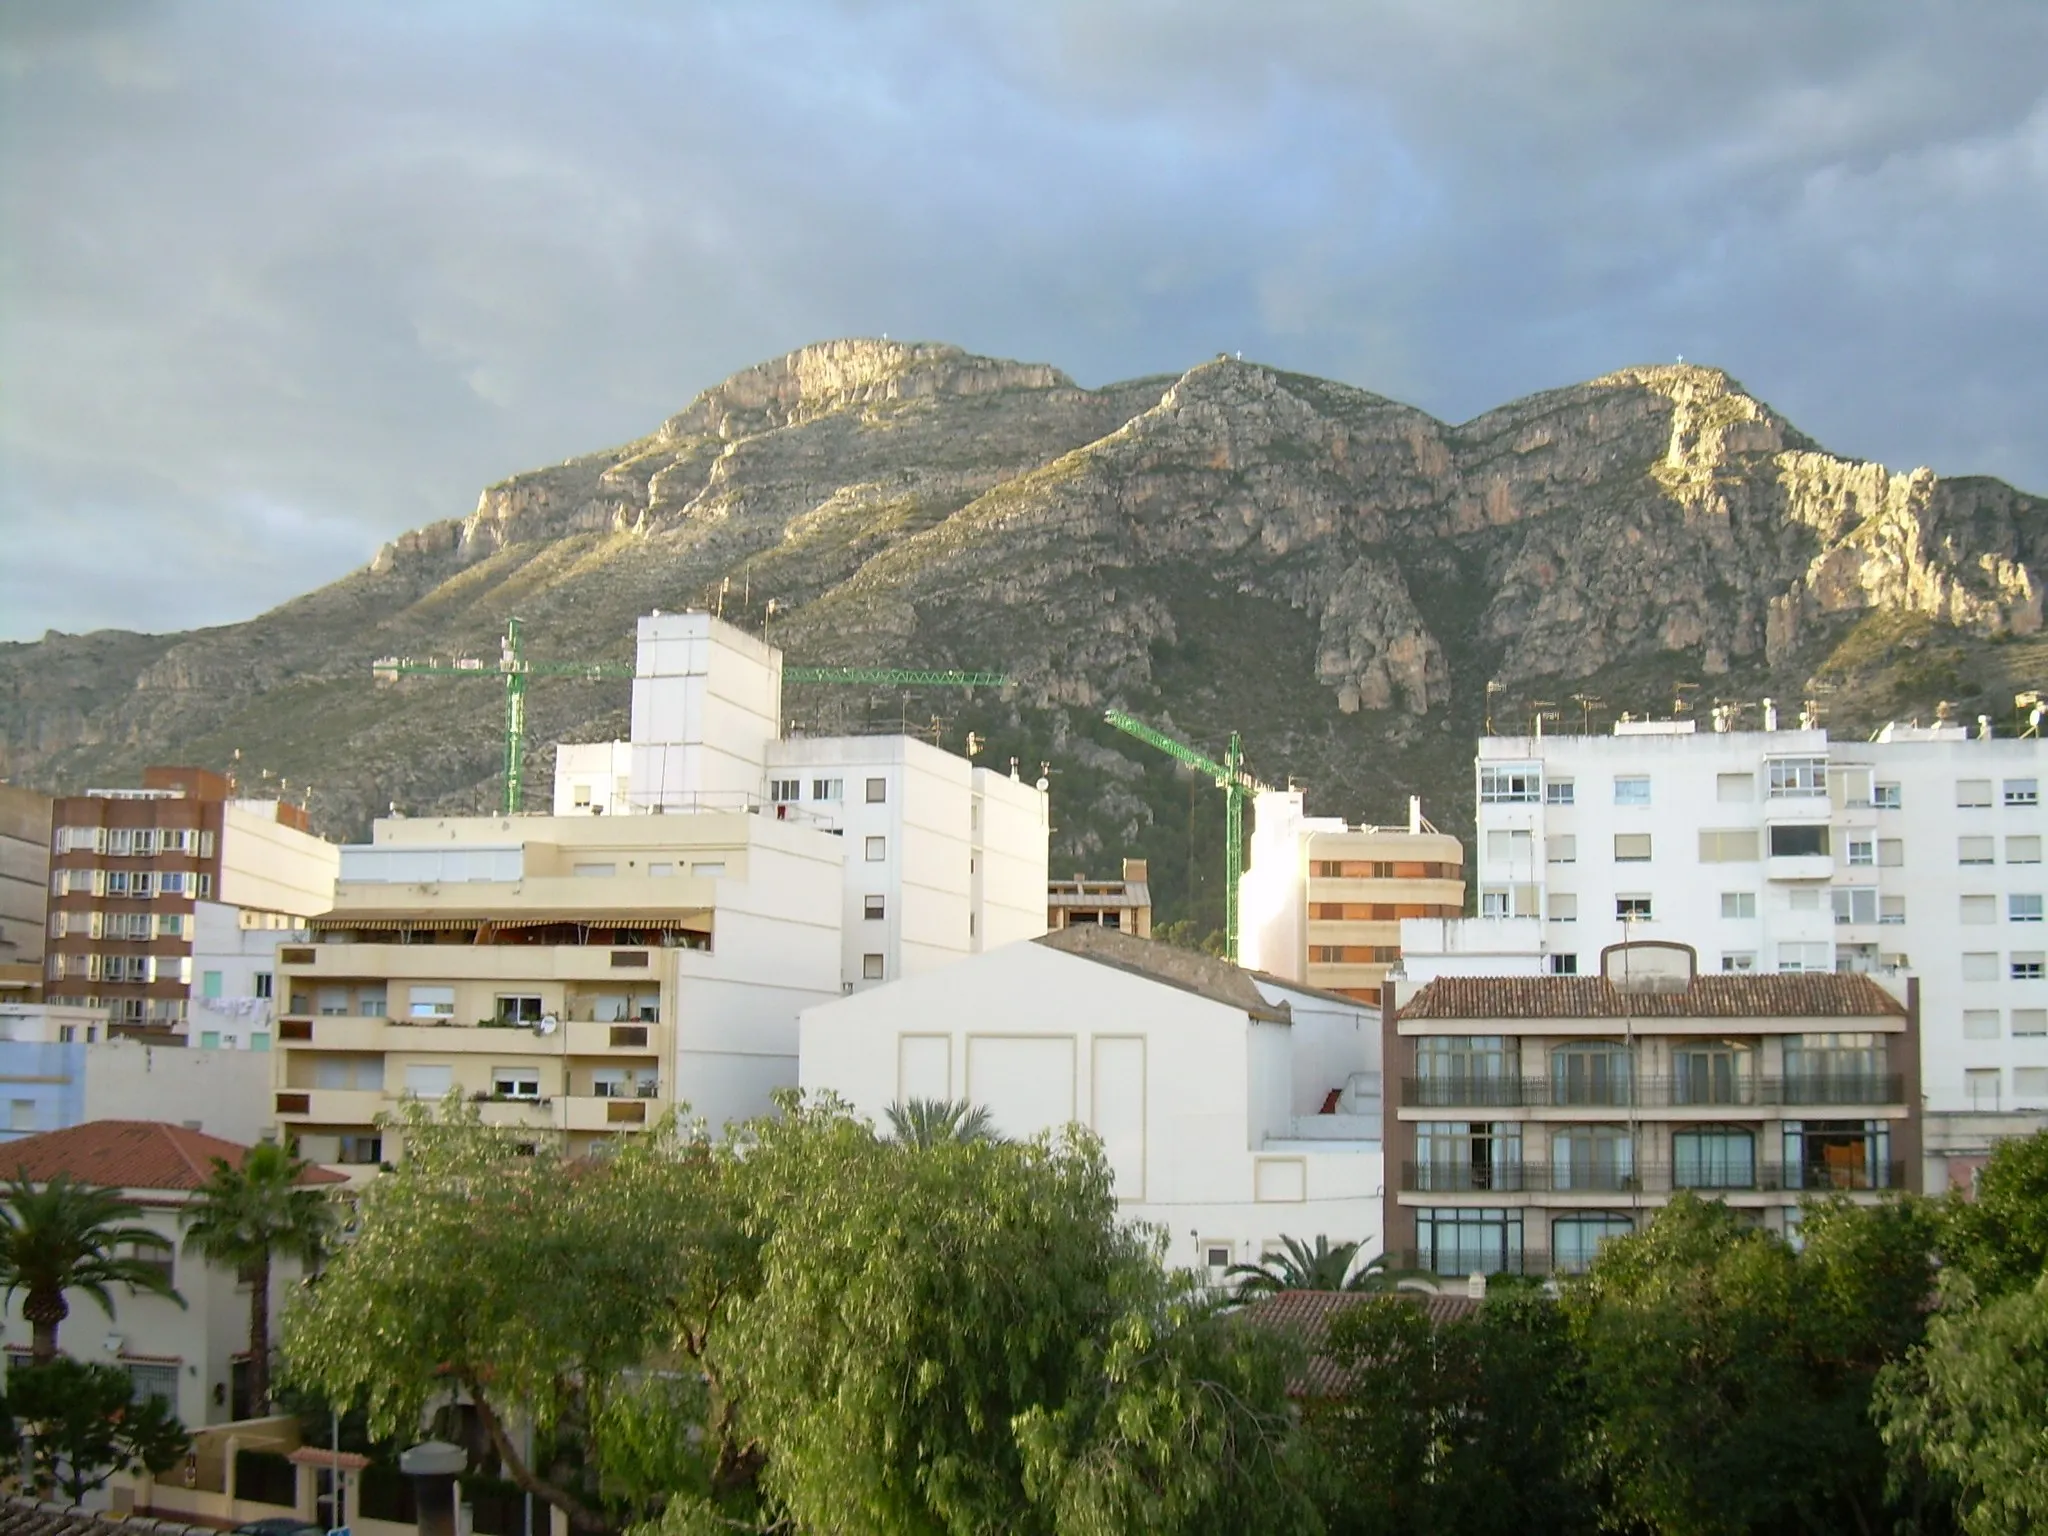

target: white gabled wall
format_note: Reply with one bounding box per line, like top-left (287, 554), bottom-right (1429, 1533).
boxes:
top-left (800, 942), bottom-right (1384, 1275)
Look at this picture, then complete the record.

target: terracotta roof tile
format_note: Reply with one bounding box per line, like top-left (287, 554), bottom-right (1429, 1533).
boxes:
top-left (1035, 926), bottom-right (1290, 1021)
top-left (1236, 1288), bottom-right (1482, 1397)
top-left (0, 1121), bottom-right (347, 1192)
top-left (1398, 972), bottom-right (1907, 1021)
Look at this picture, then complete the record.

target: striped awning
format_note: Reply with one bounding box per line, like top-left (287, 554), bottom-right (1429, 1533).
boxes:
top-left (310, 911), bottom-right (710, 931)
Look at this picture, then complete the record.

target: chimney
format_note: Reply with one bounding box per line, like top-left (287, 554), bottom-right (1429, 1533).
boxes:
top-left (1408, 795), bottom-right (1422, 835)
top-left (1762, 697), bottom-right (1778, 732)
top-left (1121, 857), bottom-right (1148, 883)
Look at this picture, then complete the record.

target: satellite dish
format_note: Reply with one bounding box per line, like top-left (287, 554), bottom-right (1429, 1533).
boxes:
top-left (536, 1015), bottom-right (560, 1036)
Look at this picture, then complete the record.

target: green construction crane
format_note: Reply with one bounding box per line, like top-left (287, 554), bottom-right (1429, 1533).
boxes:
top-left (1102, 709), bottom-right (1268, 963)
top-left (373, 618), bottom-right (1011, 814)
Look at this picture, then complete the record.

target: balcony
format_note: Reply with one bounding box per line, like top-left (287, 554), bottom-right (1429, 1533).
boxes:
top-left (1400, 1074), bottom-right (1905, 1111)
top-left (273, 1088), bottom-right (386, 1124)
top-left (274, 1016), bottom-right (663, 1056)
top-left (1399, 1160), bottom-right (1907, 1195)
top-left (564, 1095), bottom-right (653, 1131)
top-left (474, 1096), bottom-right (557, 1129)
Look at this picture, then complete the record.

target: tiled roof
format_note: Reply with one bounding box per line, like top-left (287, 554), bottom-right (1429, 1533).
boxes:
top-left (1035, 926), bottom-right (1290, 1021)
top-left (0, 1496), bottom-right (220, 1536)
top-left (1398, 972), bottom-right (1908, 1021)
top-left (0, 1121), bottom-right (347, 1192)
top-left (1235, 1288), bottom-right (1482, 1397)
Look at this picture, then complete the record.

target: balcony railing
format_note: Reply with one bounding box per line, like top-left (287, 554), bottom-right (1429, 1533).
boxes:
top-left (1401, 1074), bottom-right (1905, 1110)
top-left (1401, 1160), bottom-right (1906, 1195)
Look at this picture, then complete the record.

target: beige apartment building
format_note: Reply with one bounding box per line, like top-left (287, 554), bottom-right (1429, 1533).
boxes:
top-left (1242, 791), bottom-right (1465, 1004)
top-left (274, 809), bottom-right (845, 1165)
top-left (1047, 858), bottom-right (1153, 938)
top-left (1384, 939), bottom-right (1921, 1277)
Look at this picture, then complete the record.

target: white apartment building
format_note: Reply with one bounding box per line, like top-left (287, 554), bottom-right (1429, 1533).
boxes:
top-left (1473, 716), bottom-right (2045, 1188)
top-left (801, 925), bottom-right (1386, 1278)
top-left (553, 611), bottom-right (1049, 992)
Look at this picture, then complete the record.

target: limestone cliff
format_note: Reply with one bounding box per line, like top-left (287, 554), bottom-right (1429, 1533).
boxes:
top-left (2, 339), bottom-right (2041, 931)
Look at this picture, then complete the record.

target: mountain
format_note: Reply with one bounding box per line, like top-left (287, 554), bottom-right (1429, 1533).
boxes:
top-left (3, 339), bottom-right (2042, 935)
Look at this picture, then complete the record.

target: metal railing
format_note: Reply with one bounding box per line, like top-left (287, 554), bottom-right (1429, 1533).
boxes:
top-left (1400, 1160), bottom-right (1907, 1195)
top-left (1401, 1073), bottom-right (1904, 1110)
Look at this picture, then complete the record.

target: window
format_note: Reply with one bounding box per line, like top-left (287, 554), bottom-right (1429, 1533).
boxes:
top-left (105, 870), bottom-right (130, 897)
top-left (1553, 1214), bottom-right (1633, 1274)
top-left (1547, 834), bottom-right (1577, 864)
top-left (131, 872), bottom-right (155, 898)
top-left (1965, 1069), bottom-right (2001, 1111)
top-left (1480, 890), bottom-right (1510, 918)
top-left (491, 1068), bottom-right (542, 1100)
top-left (1721, 891), bottom-right (1757, 919)
top-left (1548, 952), bottom-right (1577, 975)
top-left (198, 970), bottom-right (223, 1000)
top-left (316, 986), bottom-right (350, 1015)
top-left (1312, 946), bottom-right (1344, 963)
top-left (402, 1065), bottom-right (453, 1098)
top-left (254, 972), bottom-right (273, 1000)
top-left (1548, 893), bottom-right (1577, 922)
top-left (1204, 1243), bottom-right (1233, 1272)
top-left (1769, 824), bottom-right (1829, 857)
top-left (1767, 757), bottom-right (1828, 797)
top-left (198, 874), bottom-right (212, 898)
top-left (1847, 837), bottom-right (1875, 867)
top-left (1832, 888), bottom-right (1879, 925)
top-left (1479, 767), bottom-right (1540, 803)
top-left (1963, 1010), bottom-right (2001, 1040)
top-left (2018, 1068), bottom-right (2048, 1102)
top-left (2014, 953), bottom-right (2045, 981)
top-left (9, 1100), bottom-right (34, 1133)
top-left (769, 779), bottom-right (801, 803)
top-left (1414, 1122), bottom-right (1522, 1191)
top-left (1544, 779), bottom-right (1575, 805)
top-left (1315, 860), bottom-right (1343, 878)
top-left (571, 783), bottom-right (593, 808)
top-left (812, 778), bottom-right (842, 801)
top-left (1551, 1124), bottom-right (1634, 1190)
top-left (1875, 838), bottom-right (1903, 868)
top-left (1716, 772), bottom-right (1754, 803)
top-left (1613, 776), bottom-right (1650, 806)
top-left (572, 862), bottom-right (616, 878)
top-left (199, 1031), bottom-right (221, 1050)
top-left (1486, 829), bottom-right (1534, 862)
top-left (2010, 895), bottom-right (2044, 923)
top-left (691, 862), bottom-right (725, 877)
top-left (1721, 951), bottom-right (1756, 972)
top-left (1957, 779), bottom-right (1993, 808)
top-left (1697, 829), bottom-right (1760, 862)
top-left (357, 988), bottom-right (386, 1017)
top-left (1551, 1042), bottom-right (1632, 1107)
top-left (1415, 1208), bottom-right (1523, 1277)
top-left (1673, 1127), bottom-right (1756, 1190)
top-left (1777, 942), bottom-right (1831, 972)
top-left (127, 1362), bottom-right (179, 1406)
top-left (865, 777), bottom-right (888, 803)
top-left (2005, 778), bottom-right (2039, 807)
top-left (1963, 952), bottom-right (1999, 981)
top-left (1616, 895), bottom-right (1652, 921)
top-left (2011, 836), bottom-right (2043, 865)
top-left (864, 836), bottom-right (886, 862)
top-left (497, 995), bottom-right (544, 1023)
top-left (1672, 1041), bottom-right (1751, 1105)
top-left (2013, 1010), bottom-right (2047, 1037)
top-left (337, 1135), bottom-right (382, 1166)
top-left (1959, 836), bottom-right (1995, 866)
top-left (408, 985), bottom-right (456, 1019)
top-left (1880, 895), bottom-right (1906, 925)
top-left (858, 894), bottom-right (885, 923)
top-left (862, 953), bottom-right (884, 981)
top-left (1874, 782), bottom-right (1902, 809)
top-left (1613, 833), bottom-right (1652, 863)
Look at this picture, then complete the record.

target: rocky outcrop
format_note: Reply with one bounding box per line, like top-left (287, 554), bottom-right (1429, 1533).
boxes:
top-left (1, 341), bottom-right (2040, 924)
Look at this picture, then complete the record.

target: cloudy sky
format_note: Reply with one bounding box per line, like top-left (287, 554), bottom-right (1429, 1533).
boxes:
top-left (3, 1), bottom-right (2044, 640)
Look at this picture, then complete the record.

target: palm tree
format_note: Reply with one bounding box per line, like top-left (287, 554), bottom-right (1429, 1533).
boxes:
top-left (0, 1172), bottom-right (186, 1362)
top-left (182, 1140), bottom-right (336, 1413)
top-left (884, 1097), bottom-right (1000, 1148)
top-left (1225, 1235), bottom-right (1371, 1298)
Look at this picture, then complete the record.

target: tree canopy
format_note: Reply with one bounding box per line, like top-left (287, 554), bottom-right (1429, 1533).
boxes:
top-left (0, 1172), bottom-right (184, 1362)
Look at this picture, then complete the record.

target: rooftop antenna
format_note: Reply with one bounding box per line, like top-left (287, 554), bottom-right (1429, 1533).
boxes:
top-left (1673, 682), bottom-right (1700, 717)
top-left (1484, 680), bottom-right (1505, 735)
top-left (2017, 691), bottom-right (2042, 738)
top-left (1532, 701), bottom-right (1559, 738)
top-left (1570, 693), bottom-right (1603, 734)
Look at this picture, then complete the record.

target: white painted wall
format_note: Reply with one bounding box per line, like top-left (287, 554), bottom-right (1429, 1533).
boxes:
top-left (800, 940), bottom-right (1384, 1276)
top-left (552, 742), bottom-right (634, 816)
top-left (971, 766), bottom-right (1051, 952)
top-left (1397, 916), bottom-right (1548, 979)
top-left (216, 806), bottom-right (340, 918)
top-left (190, 901), bottom-right (306, 1050)
top-left (629, 612), bottom-right (782, 810)
top-left (1239, 790), bottom-right (1339, 979)
top-left (82, 1040), bottom-right (277, 1143)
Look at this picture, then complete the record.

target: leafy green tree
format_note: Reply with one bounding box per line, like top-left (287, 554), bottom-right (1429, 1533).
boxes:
top-left (0, 1171), bottom-right (185, 1362)
top-left (5, 1356), bottom-right (190, 1502)
top-left (1226, 1235), bottom-right (1369, 1297)
top-left (1878, 1273), bottom-right (2048, 1536)
top-left (884, 1096), bottom-right (999, 1147)
top-left (283, 1101), bottom-right (741, 1534)
top-left (181, 1139), bottom-right (337, 1413)
top-left (1940, 1129), bottom-right (2048, 1298)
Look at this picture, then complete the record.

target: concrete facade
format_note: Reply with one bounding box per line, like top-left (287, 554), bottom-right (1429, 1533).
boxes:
top-left (1472, 719), bottom-right (2046, 1189)
top-left (276, 810), bottom-right (845, 1163)
top-left (0, 785), bottom-right (52, 1002)
top-left (800, 928), bottom-right (1386, 1278)
top-left (1047, 858), bottom-right (1154, 938)
top-left (0, 1006), bottom-right (274, 1144)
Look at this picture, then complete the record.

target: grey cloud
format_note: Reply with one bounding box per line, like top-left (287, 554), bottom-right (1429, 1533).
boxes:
top-left (2, 0), bottom-right (2044, 640)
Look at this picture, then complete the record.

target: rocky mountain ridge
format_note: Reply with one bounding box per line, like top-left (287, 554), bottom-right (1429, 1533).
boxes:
top-left (3, 339), bottom-right (2041, 932)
